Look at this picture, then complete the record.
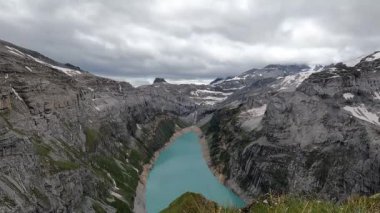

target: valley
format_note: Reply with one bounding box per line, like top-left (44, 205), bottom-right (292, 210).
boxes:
top-left (0, 39), bottom-right (379, 213)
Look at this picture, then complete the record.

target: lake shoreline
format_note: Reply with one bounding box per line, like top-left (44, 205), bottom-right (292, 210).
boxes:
top-left (133, 126), bottom-right (200, 213)
top-left (133, 125), bottom-right (250, 213)
top-left (196, 128), bottom-right (253, 204)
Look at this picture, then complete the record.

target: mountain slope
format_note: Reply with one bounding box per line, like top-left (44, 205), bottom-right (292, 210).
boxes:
top-left (202, 55), bottom-right (380, 202)
top-left (0, 40), bottom-right (199, 212)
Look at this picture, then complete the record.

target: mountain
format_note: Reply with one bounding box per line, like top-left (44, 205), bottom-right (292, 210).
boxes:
top-left (0, 40), bottom-right (201, 212)
top-left (202, 54), bottom-right (380, 202)
top-left (153, 78), bottom-right (167, 83)
top-left (0, 38), bottom-right (379, 212)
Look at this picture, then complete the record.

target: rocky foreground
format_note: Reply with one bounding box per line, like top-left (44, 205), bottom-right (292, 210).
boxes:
top-left (0, 38), bottom-right (379, 212)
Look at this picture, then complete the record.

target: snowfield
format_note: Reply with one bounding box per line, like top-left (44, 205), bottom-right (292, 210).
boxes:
top-left (374, 92), bottom-right (380, 100)
top-left (239, 104), bottom-right (267, 131)
top-left (343, 104), bottom-right (380, 126)
top-left (190, 89), bottom-right (233, 105)
top-left (343, 93), bottom-right (354, 100)
top-left (279, 70), bottom-right (314, 90)
top-left (6, 45), bottom-right (81, 77)
top-left (365, 52), bottom-right (380, 62)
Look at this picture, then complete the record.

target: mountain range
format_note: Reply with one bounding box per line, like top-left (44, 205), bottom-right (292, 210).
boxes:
top-left (0, 39), bottom-right (379, 212)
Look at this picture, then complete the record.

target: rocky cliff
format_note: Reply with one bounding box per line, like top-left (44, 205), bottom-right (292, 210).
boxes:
top-left (202, 52), bottom-right (380, 202)
top-left (0, 40), bottom-right (199, 212)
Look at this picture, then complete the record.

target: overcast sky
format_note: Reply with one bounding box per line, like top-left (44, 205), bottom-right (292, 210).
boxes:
top-left (0, 0), bottom-right (379, 85)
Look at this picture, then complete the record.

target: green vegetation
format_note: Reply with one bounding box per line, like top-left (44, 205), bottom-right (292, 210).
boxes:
top-left (108, 198), bottom-right (131, 213)
top-left (91, 155), bottom-right (138, 212)
top-left (34, 142), bottom-right (52, 157)
top-left (32, 137), bottom-right (80, 174)
top-left (154, 119), bottom-right (176, 146)
top-left (161, 192), bottom-right (220, 213)
top-left (0, 196), bottom-right (16, 208)
top-left (31, 187), bottom-right (50, 206)
top-left (85, 128), bottom-right (100, 152)
top-left (162, 192), bottom-right (380, 213)
top-left (50, 160), bottom-right (80, 172)
top-left (92, 202), bottom-right (107, 213)
top-left (128, 149), bottom-right (143, 169)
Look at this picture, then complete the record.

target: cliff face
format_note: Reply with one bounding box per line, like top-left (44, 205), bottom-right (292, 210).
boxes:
top-left (0, 41), bottom-right (198, 212)
top-left (203, 57), bottom-right (380, 201)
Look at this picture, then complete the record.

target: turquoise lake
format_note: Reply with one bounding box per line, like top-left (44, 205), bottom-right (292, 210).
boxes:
top-left (146, 131), bottom-right (246, 212)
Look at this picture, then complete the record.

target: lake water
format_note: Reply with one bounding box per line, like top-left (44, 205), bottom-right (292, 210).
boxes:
top-left (146, 131), bottom-right (246, 212)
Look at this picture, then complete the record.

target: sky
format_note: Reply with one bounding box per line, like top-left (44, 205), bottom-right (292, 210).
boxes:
top-left (0, 0), bottom-right (379, 86)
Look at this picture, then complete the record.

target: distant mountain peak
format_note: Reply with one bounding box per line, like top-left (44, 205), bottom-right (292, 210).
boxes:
top-left (153, 77), bottom-right (167, 83)
top-left (264, 64), bottom-right (310, 70)
top-left (210, 77), bottom-right (224, 85)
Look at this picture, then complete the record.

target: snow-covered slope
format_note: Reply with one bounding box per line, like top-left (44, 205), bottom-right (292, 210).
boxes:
top-left (4, 44), bottom-right (82, 76)
top-left (344, 51), bottom-right (380, 67)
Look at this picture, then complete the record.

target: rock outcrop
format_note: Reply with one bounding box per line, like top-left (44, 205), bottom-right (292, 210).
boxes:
top-left (153, 78), bottom-right (167, 84)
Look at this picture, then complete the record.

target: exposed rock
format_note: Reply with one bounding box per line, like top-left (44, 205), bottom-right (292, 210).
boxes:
top-left (153, 78), bottom-right (167, 83)
top-left (203, 57), bottom-right (380, 201)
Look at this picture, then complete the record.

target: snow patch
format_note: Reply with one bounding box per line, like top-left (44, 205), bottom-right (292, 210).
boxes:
top-left (110, 191), bottom-right (123, 200)
top-left (202, 96), bottom-right (228, 101)
top-left (226, 86), bottom-right (246, 90)
top-left (279, 70), bottom-right (314, 90)
top-left (343, 93), bottom-right (354, 100)
top-left (50, 65), bottom-right (81, 76)
top-left (191, 89), bottom-right (232, 96)
top-left (343, 104), bottom-right (380, 125)
top-left (27, 55), bottom-right (81, 76)
top-left (344, 55), bottom-right (366, 67)
top-left (374, 92), bottom-right (380, 100)
top-left (365, 52), bottom-right (380, 62)
top-left (25, 66), bottom-right (33, 72)
top-left (107, 172), bottom-right (120, 190)
top-left (224, 76), bottom-right (244, 82)
top-left (240, 104), bottom-right (267, 118)
top-left (239, 104), bottom-right (267, 131)
top-left (11, 88), bottom-right (22, 101)
top-left (191, 89), bottom-right (233, 105)
top-left (5, 46), bottom-right (25, 58)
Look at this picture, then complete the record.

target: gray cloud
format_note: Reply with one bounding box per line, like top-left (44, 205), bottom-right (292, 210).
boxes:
top-left (0, 0), bottom-right (379, 85)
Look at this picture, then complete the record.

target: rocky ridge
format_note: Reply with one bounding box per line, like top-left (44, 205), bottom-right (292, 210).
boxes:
top-left (202, 52), bottom-right (380, 202)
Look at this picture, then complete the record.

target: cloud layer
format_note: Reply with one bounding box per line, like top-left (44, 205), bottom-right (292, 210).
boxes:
top-left (0, 0), bottom-right (379, 85)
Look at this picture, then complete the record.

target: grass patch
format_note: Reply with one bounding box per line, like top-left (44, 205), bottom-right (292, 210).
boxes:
top-left (162, 193), bottom-right (380, 213)
top-left (32, 137), bottom-right (80, 174)
top-left (109, 198), bottom-right (131, 213)
top-left (85, 128), bottom-right (100, 152)
top-left (92, 202), bottom-right (107, 213)
top-left (0, 196), bottom-right (16, 208)
top-left (91, 155), bottom-right (139, 211)
top-left (50, 160), bottom-right (80, 173)
top-left (34, 143), bottom-right (52, 157)
top-left (31, 187), bottom-right (50, 206)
